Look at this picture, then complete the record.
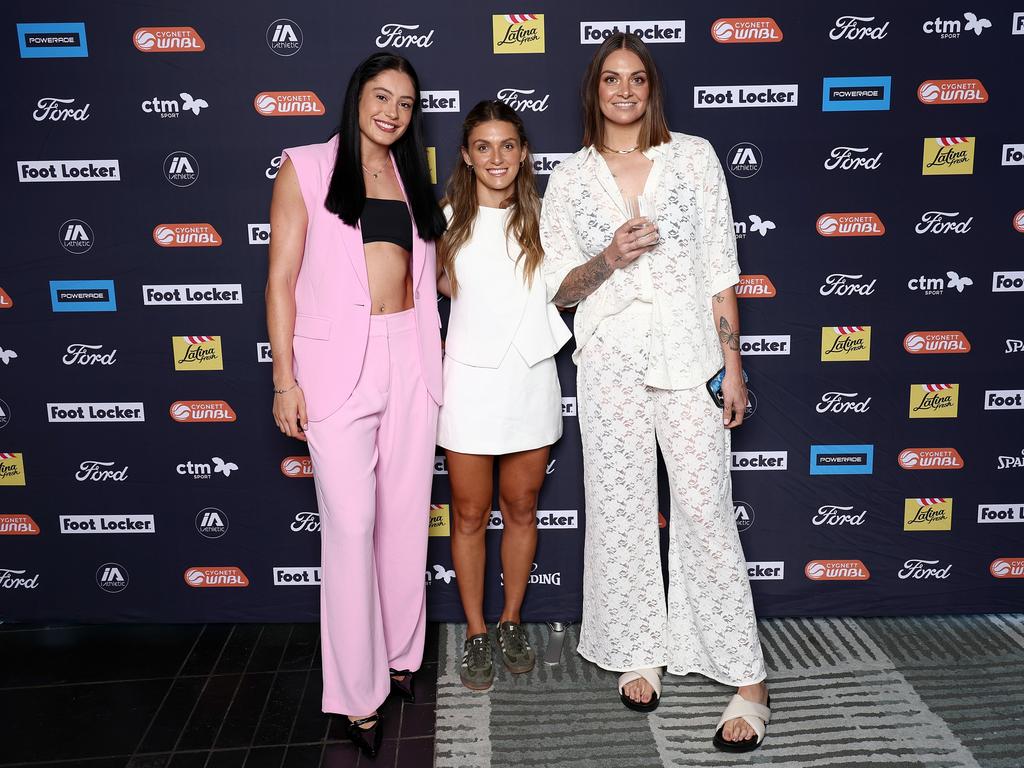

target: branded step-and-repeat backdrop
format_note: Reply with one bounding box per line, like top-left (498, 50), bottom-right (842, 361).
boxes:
top-left (3, 2), bottom-right (1022, 622)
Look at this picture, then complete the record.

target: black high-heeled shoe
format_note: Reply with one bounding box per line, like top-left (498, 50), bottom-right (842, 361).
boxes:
top-left (346, 712), bottom-right (384, 758)
top-left (389, 667), bottom-right (415, 703)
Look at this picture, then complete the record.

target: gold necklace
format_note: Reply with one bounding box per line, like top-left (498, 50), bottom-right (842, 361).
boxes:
top-left (603, 144), bottom-right (639, 155)
top-left (361, 158), bottom-right (390, 180)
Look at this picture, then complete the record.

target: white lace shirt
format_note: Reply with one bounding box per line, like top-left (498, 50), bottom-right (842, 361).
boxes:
top-left (540, 132), bottom-right (741, 390)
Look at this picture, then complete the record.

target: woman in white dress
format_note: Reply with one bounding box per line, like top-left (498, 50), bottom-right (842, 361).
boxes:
top-left (437, 100), bottom-right (571, 691)
top-left (540, 34), bottom-right (771, 751)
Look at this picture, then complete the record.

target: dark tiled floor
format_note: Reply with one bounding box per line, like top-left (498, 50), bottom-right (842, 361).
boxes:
top-left (0, 622), bottom-right (438, 768)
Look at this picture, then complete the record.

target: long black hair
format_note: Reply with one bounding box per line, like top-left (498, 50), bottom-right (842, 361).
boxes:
top-left (326, 52), bottom-right (446, 242)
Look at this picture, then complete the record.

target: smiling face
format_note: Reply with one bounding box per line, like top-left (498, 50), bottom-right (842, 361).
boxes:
top-left (357, 69), bottom-right (417, 148)
top-left (461, 119), bottom-right (526, 206)
top-left (597, 48), bottom-right (649, 131)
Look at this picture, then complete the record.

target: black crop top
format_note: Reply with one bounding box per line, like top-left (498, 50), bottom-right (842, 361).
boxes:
top-left (361, 198), bottom-right (413, 252)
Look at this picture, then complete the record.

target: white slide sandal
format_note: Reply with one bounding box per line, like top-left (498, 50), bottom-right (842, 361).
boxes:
top-left (617, 667), bottom-right (663, 713)
top-left (712, 692), bottom-right (772, 752)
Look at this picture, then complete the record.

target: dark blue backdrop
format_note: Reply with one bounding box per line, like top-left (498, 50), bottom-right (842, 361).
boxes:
top-left (3, 1), bottom-right (1023, 622)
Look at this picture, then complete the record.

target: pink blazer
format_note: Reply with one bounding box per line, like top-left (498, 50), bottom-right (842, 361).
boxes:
top-left (282, 136), bottom-right (443, 421)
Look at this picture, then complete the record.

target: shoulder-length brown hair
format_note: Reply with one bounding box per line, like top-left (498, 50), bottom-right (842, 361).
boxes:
top-left (581, 32), bottom-right (670, 151)
top-left (439, 100), bottom-right (543, 297)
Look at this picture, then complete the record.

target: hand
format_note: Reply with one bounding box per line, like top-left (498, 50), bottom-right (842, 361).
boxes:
top-left (272, 383), bottom-right (309, 442)
top-left (603, 217), bottom-right (659, 270)
top-left (721, 372), bottom-right (748, 429)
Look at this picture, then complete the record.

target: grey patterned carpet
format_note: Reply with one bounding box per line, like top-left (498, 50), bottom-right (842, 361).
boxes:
top-left (434, 616), bottom-right (1024, 767)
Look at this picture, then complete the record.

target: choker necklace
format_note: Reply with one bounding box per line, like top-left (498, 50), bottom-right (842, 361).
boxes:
top-left (603, 144), bottom-right (639, 155)
top-left (361, 158), bottom-right (390, 180)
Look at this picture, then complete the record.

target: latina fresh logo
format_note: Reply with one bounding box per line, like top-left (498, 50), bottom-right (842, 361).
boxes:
top-left (820, 326), bottom-right (871, 361)
top-left (908, 384), bottom-right (959, 419)
top-left (172, 336), bottom-right (223, 371)
top-left (904, 498), bottom-right (953, 531)
top-left (429, 504), bottom-right (451, 537)
top-left (922, 137), bottom-right (975, 175)
top-left (494, 14), bottom-right (545, 53)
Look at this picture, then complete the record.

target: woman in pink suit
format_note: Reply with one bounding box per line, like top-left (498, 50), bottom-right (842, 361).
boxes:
top-left (265, 52), bottom-right (445, 758)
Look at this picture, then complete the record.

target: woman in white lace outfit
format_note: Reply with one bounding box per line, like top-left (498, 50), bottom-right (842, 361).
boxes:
top-left (540, 33), bottom-right (771, 752)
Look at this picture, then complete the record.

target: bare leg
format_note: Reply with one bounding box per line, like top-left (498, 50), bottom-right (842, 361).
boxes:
top-left (496, 447), bottom-right (549, 623)
top-left (447, 450), bottom-right (495, 638)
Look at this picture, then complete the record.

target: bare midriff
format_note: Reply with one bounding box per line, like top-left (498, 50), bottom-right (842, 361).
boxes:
top-left (365, 241), bottom-right (414, 314)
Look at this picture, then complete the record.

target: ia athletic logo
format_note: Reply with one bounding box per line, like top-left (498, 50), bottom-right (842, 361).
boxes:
top-left (164, 151), bottom-right (199, 187)
top-left (195, 507), bottom-right (229, 538)
top-left (734, 501), bottom-right (755, 532)
top-left (727, 143), bottom-right (762, 178)
top-left (96, 562), bottom-right (129, 593)
top-left (59, 219), bottom-right (94, 253)
top-left (266, 19), bottom-right (302, 56)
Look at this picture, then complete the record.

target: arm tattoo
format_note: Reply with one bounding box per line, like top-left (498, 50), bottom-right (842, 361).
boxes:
top-left (718, 317), bottom-right (740, 351)
top-left (714, 292), bottom-right (725, 303)
top-left (552, 252), bottom-right (613, 306)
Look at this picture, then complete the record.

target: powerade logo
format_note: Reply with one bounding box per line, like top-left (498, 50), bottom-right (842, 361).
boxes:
top-left (809, 444), bottom-right (874, 475)
top-left (49, 280), bottom-right (117, 312)
top-left (18, 22), bottom-right (88, 58)
top-left (822, 76), bottom-right (891, 111)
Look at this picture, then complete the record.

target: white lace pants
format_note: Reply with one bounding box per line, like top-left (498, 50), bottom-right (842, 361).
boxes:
top-left (576, 304), bottom-right (767, 686)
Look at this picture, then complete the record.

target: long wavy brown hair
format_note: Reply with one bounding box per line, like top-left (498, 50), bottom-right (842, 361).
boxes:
top-left (439, 100), bottom-right (543, 297)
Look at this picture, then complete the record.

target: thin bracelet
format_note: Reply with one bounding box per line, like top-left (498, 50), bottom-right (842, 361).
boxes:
top-left (273, 382), bottom-right (298, 395)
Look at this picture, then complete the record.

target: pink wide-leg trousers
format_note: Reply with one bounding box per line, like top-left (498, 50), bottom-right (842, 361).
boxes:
top-left (304, 308), bottom-right (438, 715)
